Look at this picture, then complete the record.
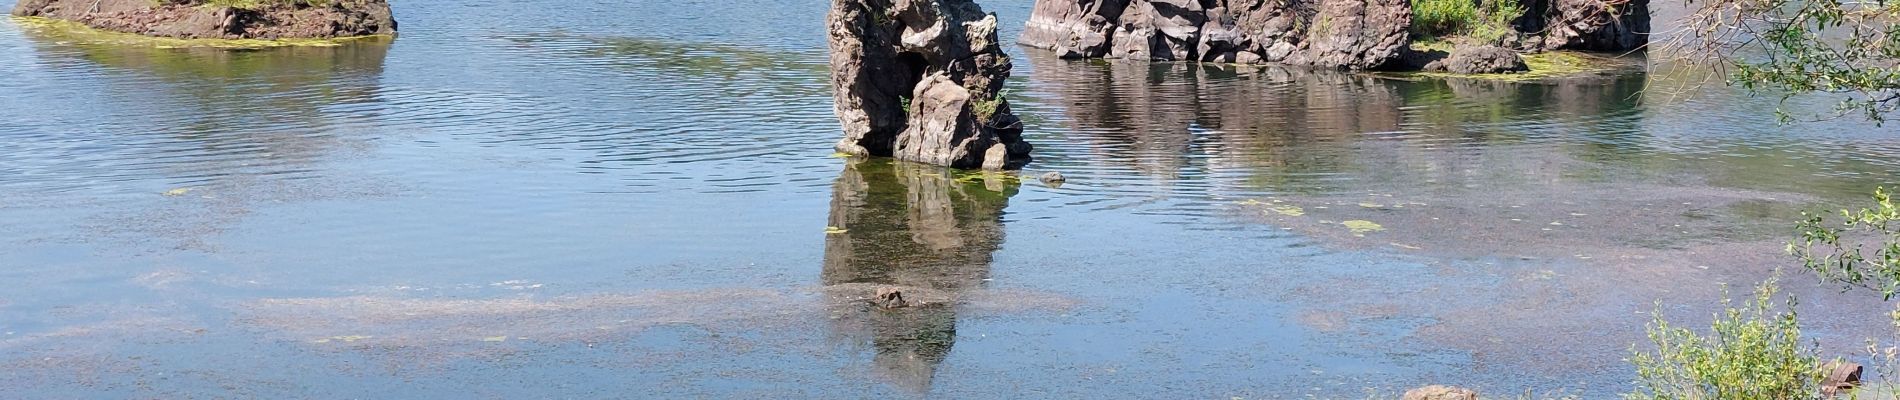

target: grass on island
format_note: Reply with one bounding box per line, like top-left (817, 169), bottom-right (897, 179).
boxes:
top-left (9, 16), bottom-right (383, 49)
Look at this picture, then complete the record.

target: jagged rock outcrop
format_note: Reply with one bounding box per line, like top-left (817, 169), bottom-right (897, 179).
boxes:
top-left (1514, 0), bottom-right (1649, 51)
top-left (828, 0), bottom-right (1032, 170)
top-left (1425, 45), bottom-right (1528, 74)
top-left (1021, 0), bottom-right (1648, 70)
top-left (11, 0), bottom-right (395, 39)
top-left (1021, 0), bottom-right (1413, 69)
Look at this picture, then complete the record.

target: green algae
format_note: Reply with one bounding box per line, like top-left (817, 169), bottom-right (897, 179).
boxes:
top-left (1267, 205), bottom-right (1306, 217)
top-left (10, 16), bottom-right (388, 49)
top-left (1342, 220), bottom-right (1386, 236)
top-left (1399, 40), bottom-right (1626, 82)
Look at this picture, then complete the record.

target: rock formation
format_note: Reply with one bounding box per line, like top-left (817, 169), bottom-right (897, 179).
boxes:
top-left (1513, 0), bottom-right (1649, 51)
top-left (1021, 0), bottom-right (1413, 69)
top-left (1020, 0), bottom-right (1648, 70)
top-left (11, 0), bottom-right (395, 39)
top-left (828, 0), bottom-right (1032, 170)
top-left (1426, 45), bottom-right (1528, 74)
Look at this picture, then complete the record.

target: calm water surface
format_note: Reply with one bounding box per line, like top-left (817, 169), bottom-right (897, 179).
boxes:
top-left (4, 0), bottom-right (1900, 397)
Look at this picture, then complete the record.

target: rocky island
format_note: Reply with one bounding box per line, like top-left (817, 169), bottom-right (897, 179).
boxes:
top-left (11, 0), bottom-right (395, 39)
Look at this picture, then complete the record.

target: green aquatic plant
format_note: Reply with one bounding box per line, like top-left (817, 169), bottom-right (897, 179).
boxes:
top-left (1626, 279), bottom-right (1827, 400)
top-left (953, 170), bottom-right (1021, 185)
top-left (1267, 204), bottom-right (1306, 217)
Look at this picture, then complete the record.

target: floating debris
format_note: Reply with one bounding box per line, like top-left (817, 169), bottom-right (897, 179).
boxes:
top-left (480, 336), bottom-right (508, 342)
top-left (1342, 220), bottom-right (1385, 236)
top-left (829, 152), bottom-right (854, 158)
top-left (162, 188), bottom-right (192, 197)
top-left (314, 335), bottom-right (372, 343)
top-left (1266, 205), bottom-right (1305, 217)
top-left (824, 226), bottom-right (848, 234)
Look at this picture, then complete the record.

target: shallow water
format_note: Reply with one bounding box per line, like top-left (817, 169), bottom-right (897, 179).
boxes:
top-left (3, 0), bottom-right (1900, 398)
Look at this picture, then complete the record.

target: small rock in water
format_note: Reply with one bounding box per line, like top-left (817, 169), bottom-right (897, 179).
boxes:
top-left (1039, 171), bottom-right (1066, 184)
top-left (873, 287), bottom-right (908, 309)
top-left (1402, 385), bottom-right (1477, 400)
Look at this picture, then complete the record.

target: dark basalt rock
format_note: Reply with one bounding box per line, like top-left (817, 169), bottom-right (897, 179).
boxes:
top-left (1022, 0), bottom-right (1647, 70)
top-left (1022, 0), bottom-right (1413, 69)
top-left (11, 0), bottom-right (395, 39)
top-left (1513, 0), bottom-right (1649, 51)
top-left (828, 0), bottom-right (1032, 170)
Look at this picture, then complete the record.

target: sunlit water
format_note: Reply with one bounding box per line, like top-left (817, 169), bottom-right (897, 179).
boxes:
top-left (3, 0), bottom-right (1899, 397)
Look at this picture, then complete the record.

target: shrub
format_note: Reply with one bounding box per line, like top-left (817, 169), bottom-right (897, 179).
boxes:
top-left (1792, 187), bottom-right (1900, 300)
top-left (1625, 278), bottom-right (1827, 400)
top-left (1410, 0), bottom-right (1522, 44)
top-left (1410, 0), bottom-right (1478, 39)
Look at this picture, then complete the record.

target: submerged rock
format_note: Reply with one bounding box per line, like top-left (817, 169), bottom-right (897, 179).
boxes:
top-left (11, 0), bottom-right (396, 39)
top-left (874, 287), bottom-right (910, 309)
top-left (827, 0), bottom-right (1032, 170)
top-left (1038, 171), bottom-right (1066, 184)
top-left (1401, 385), bottom-right (1478, 400)
top-left (1425, 45), bottom-right (1528, 74)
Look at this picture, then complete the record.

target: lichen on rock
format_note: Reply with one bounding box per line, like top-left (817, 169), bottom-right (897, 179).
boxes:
top-left (828, 0), bottom-right (1032, 170)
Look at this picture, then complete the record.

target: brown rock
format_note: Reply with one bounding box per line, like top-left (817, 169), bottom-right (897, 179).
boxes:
top-left (1823, 361), bottom-right (1863, 396)
top-left (1402, 385), bottom-right (1478, 400)
top-left (828, 0), bottom-right (1032, 170)
top-left (1513, 0), bottom-right (1648, 51)
top-left (874, 287), bottom-right (909, 309)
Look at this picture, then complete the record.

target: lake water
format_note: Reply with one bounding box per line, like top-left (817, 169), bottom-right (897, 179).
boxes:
top-left (4, 0), bottom-right (1900, 397)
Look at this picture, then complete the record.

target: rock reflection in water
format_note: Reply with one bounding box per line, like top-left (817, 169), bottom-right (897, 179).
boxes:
top-left (1023, 54), bottom-right (1651, 194)
top-left (821, 159), bottom-right (1016, 393)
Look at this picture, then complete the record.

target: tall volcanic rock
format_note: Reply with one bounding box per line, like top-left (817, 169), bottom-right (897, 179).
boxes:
top-left (828, 0), bottom-right (1032, 170)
